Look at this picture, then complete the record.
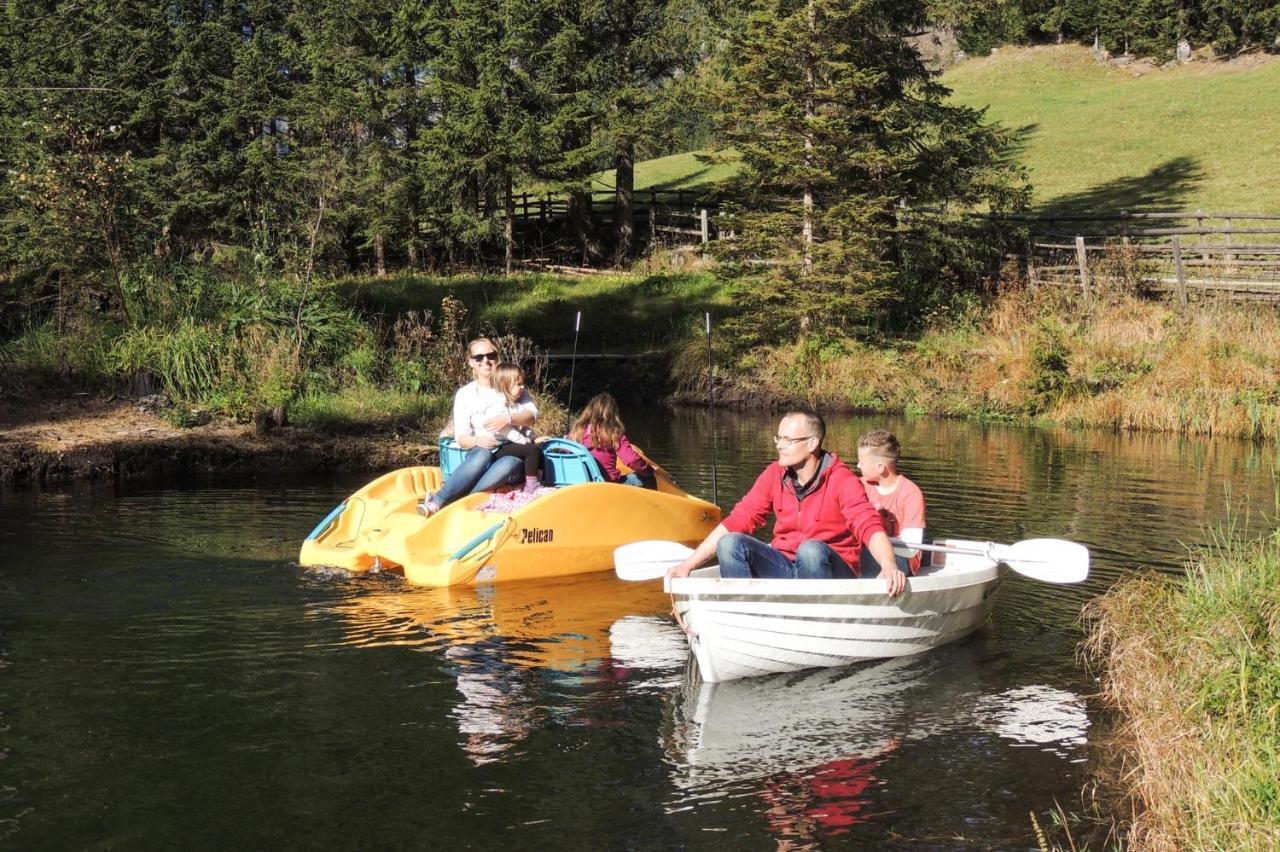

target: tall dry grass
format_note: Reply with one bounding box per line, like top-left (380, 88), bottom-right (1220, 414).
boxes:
top-left (1083, 526), bottom-right (1280, 850)
top-left (740, 287), bottom-right (1280, 440)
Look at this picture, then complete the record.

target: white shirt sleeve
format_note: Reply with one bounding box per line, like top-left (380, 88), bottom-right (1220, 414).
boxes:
top-left (513, 388), bottom-right (538, 420)
top-left (452, 384), bottom-right (476, 438)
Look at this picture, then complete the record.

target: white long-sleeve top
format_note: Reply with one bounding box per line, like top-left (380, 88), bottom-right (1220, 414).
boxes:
top-left (450, 381), bottom-right (538, 442)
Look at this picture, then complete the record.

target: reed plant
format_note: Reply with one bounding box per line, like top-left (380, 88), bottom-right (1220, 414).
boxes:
top-left (1083, 524), bottom-right (1280, 850)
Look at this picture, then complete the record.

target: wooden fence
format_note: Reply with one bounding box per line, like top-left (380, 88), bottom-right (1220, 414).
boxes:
top-left (1011, 211), bottom-right (1280, 303)
top-left (503, 189), bottom-right (720, 246)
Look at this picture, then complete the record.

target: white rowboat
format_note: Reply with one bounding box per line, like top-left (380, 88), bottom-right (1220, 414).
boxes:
top-left (663, 538), bottom-right (1008, 683)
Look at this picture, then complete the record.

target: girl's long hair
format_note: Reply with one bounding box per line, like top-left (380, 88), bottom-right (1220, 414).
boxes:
top-left (570, 393), bottom-right (624, 450)
top-left (493, 362), bottom-right (524, 403)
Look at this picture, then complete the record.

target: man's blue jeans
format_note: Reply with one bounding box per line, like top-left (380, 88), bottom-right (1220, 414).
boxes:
top-left (431, 447), bottom-right (524, 508)
top-left (716, 533), bottom-right (857, 579)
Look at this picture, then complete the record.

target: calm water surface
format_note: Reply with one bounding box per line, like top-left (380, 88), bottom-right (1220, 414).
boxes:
top-left (2, 410), bottom-right (1276, 850)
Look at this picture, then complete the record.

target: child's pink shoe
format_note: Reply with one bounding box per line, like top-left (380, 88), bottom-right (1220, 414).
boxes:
top-left (523, 476), bottom-right (540, 494)
top-left (417, 498), bottom-right (441, 517)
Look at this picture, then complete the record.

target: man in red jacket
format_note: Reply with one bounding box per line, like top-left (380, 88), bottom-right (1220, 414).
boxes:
top-left (666, 410), bottom-right (907, 596)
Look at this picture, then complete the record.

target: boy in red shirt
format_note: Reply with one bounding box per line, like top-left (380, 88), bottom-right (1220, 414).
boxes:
top-left (666, 411), bottom-right (907, 596)
top-left (856, 429), bottom-right (927, 575)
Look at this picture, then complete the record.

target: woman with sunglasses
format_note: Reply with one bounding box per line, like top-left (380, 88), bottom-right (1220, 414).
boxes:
top-left (419, 337), bottom-right (539, 516)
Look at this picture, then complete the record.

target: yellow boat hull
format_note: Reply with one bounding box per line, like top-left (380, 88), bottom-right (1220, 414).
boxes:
top-left (299, 461), bottom-right (720, 587)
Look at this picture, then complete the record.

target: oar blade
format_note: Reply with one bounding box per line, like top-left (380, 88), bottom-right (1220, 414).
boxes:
top-left (614, 540), bottom-right (694, 582)
top-left (999, 538), bottom-right (1090, 584)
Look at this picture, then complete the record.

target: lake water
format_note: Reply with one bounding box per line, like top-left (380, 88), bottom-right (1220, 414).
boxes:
top-left (2, 409), bottom-right (1276, 849)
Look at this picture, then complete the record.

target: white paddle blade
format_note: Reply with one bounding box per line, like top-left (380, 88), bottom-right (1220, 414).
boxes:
top-left (997, 538), bottom-right (1090, 584)
top-left (614, 540), bottom-right (694, 582)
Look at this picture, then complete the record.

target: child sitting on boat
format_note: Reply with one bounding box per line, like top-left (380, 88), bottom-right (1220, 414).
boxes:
top-left (567, 393), bottom-right (654, 487)
top-left (855, 429), bottom-right (926, 575)
top-left (488, 362), bottom-right (545, 494)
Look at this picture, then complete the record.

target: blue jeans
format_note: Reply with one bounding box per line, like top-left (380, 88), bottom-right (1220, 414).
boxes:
top-left (859, 546), bottom-right (914, 577)
top-left (716, 533), bottom-right (856, 579)
top-left (619, 472), bottom-right (654, 488)
top-left (432, 447), bottom-right (525, 508)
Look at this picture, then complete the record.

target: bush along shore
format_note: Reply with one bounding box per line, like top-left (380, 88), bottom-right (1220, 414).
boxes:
top-left (5, 265), bottom-right (1280, 484)
top-left (1083, 526), bottom-right (1280, 850)
top-left (692, 284), bottom-right (1280, 442)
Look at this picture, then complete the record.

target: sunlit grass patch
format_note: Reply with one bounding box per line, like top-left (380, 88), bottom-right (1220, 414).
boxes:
top-left (291, 387), bottom-right (450, 434)
top-left (945, 45), bottom-right (1280, 211)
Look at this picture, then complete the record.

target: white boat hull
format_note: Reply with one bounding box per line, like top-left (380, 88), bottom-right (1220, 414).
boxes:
top-left (665, 539), bottom-right (1005, 683)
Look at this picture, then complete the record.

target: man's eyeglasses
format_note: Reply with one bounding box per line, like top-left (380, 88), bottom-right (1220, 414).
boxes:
top-left (773, 434), bottom-right (816, 447)
top-left (471, 352), bottom-right (499, 363)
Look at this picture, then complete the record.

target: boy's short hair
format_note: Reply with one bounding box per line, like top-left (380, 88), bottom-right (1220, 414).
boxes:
top-left (857, 429), bottom-right (900, 466)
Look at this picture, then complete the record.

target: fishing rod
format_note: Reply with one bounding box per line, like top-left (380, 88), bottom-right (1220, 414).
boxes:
top-left (706, 311), bottom-right (718, 507)
top-left (567, 310), bottom-right (582, 411)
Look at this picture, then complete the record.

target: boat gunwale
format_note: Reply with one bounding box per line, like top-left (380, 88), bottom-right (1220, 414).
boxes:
top-left (665, 561), bottom-right (1003, 599)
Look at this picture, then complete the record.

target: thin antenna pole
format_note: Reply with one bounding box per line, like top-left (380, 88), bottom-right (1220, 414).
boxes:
top-left (567, 311), bottom-right (582, 411)
top-left (706, 311), bottom-right (718, 507)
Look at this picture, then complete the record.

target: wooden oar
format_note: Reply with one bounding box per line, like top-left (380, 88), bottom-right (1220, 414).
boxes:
top-left (893, 538), bottom-right (1090, 584)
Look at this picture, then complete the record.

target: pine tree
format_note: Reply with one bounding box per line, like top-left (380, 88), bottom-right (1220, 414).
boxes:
top-left (588, 0), bottom-right (708, 263)
top-left (714, 0), bottom-right (1028, 345)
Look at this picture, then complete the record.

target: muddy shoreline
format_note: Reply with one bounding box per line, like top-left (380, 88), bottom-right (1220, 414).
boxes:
top-left (0, 394), bottom-right (440, 488)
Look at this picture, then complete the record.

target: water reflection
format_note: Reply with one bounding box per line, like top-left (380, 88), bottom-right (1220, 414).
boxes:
top-left (660, 642), bottom-right (1095, 844)
top-left (308, 572), bottom-right (675, 763)
top-left (6, 410), bottom-right (1275, 847)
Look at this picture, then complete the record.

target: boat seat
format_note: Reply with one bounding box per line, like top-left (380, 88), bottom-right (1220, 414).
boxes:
top-left (539, 438), bottom-right (605, 486)
top-left (438, 437), bottom-right (604, 487)
top-left (439, 438), bottom-right (468, 479)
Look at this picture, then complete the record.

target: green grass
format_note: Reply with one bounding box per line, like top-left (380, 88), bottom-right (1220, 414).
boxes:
top-left (341, 270), bottom-right (734, 354)
top-left (291, 387), bottom-right (450, 433)
top-left (943, 45), bottom-right (1280, 213)
top-left (593, 149), bottom-right (742, 192)
top-left (597, 46), bottom-right (1280, 214)
top-left (1085, 524), bottom-right (1280, 849)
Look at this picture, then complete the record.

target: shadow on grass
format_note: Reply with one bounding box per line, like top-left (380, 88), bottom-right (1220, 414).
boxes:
top-left (1035, 156), bottom-right (1205, 228)
top-left (1003, 123), bottom-right (1039, 168)
top-left (643, 165), bottom-right (721, 194)
top-left (339, 271), bottom-right (741, 355)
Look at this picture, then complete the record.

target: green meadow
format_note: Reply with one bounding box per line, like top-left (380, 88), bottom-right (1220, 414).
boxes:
top-left (943, 45), bottom-right (1280, 213)
top-left (607, 46), bottom-right (1280, 214)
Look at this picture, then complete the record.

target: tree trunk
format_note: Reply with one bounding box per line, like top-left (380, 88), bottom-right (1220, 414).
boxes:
top-left (614, 143), bottom-right (635, 266)
top-left (801, 0), bottom-right (816, 277)
top-left (504, 174), bottom-right (515, 275)
top-left (373, 232), bottom-right (387, 277)
top-left (460, 171), bottom-right (480, 266)
top-left (569, 189), bottom-right (598, 266)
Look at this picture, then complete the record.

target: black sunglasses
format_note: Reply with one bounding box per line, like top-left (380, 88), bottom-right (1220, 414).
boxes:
top-left (471, 352), bottom-right (499, 363)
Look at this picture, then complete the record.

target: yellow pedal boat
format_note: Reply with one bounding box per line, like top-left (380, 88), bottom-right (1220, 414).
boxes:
top-left (299, 438), bottom-right (721, 586)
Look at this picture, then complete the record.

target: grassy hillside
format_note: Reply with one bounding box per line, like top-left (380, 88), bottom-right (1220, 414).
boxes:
top-left (943, 45), bottom-right (1280, 213)
top-left (608, 46), bottom-right (1280, 213)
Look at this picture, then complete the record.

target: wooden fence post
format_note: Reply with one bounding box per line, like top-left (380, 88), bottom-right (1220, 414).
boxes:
top-left (699, 208), bottom-right (709, 244)
top-left (1025, 237), bottom-right (1038, 290)
top-left (1075, 236), bottom-right (1091, 302)
top-left (1224, 217), bottom-right (1234, 272)
top-left (1172, 235), bottom-right (1188, 305)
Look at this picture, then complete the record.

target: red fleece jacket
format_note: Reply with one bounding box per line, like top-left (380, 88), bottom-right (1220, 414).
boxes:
top-left (722, 452), bottom-right (886, 571)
